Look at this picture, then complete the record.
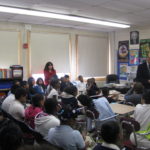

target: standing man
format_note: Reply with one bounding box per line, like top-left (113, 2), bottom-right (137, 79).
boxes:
top-left (136, 55), bottom-right (150, 89)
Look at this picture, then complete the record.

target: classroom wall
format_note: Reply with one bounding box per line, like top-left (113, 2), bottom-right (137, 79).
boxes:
top-left (0, 21), bottom-right (110, 83)
top-left (113, 26), bottom-right (150, 75)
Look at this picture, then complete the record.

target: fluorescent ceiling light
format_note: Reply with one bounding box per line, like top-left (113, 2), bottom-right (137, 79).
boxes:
top-left (0, 6), bottom-right (130, 28)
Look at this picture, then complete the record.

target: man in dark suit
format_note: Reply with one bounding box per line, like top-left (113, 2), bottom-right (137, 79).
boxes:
top-left (136, 56), bottom-right (150, 89)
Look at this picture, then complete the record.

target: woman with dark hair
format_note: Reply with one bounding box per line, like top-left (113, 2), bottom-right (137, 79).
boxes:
top-left (25, 94), bottom-right (44, 128)
top-left (61, 86), bottom-right (78, 109)
top-left (35, 77), bottom-right (46, 94)
top-left (44, 62), bottom-right (56, 86)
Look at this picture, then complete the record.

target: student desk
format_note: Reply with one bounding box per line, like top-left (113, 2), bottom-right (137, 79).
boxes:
top-left (110, 103), bottom-right (135, 115)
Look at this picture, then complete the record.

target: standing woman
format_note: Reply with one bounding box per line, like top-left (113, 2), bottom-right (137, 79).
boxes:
top-left (44, 62), bottom-right (56, 86)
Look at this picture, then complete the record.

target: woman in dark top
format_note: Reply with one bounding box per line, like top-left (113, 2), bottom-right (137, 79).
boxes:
top-left (61, 86), bottom-right (78, 109)
top-left (44, 62), bottom-right (56, 86)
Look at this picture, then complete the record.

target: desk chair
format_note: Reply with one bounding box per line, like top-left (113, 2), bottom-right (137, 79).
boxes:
top-left (106, 74), bottom-right (120, 84)
top-left (121, 119), bottom-right (150, 150)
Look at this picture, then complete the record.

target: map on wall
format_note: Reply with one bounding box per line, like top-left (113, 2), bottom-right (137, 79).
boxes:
top-left (118, 41), bottom-right (129, 63)
top-left (140, 39), bottom-right (150, 59)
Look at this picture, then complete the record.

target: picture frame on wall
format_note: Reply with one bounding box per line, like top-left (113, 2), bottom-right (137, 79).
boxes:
top-left (118, 41), bottom-right (129, 63)
top-left (118, 63), bottom-right (128, 80)
top-left (130, 31), bottom-right (139, 45)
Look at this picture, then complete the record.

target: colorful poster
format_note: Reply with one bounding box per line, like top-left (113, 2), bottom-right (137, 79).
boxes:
top-left (130, 31), bottom-right (139, 45)
top-left (118, 63), bottom-right (128, 80)
top-left (129, 49), bottom-right (139, 66)
top-left (140, 39), bottom-right (150, 58)
top-left (118, 41), bottom-right (129, 63)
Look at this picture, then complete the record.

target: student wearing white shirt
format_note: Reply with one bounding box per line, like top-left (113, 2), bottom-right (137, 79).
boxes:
top-left (9, 88), bottom-right (27, 121)
top-left (2, 84), bottom-right (20, 112)
top-left (47, 79), bottom-right (60, 101)
top-left (77, 75), bottom-right (86, 94)
top-left (93, 121), bottom-right (122, 150)
top-left (130, 90), bottom-right (150, 148)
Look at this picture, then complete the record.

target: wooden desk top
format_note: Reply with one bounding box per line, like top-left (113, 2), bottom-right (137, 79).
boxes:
top-left (110, 103), bottom-right (135, 115)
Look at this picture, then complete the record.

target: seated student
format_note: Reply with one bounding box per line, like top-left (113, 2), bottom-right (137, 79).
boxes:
top-left (47, 104), bottom-right (87, 150)
top-left (47, 79), bottom-right (60, 101)
top-left (0, 119), bottom-right (23, 150)
top-left (35, 77), bottom-right (46, 95)
top-left (91, 94), bottom-right (115, 121)
top-left (9, 88), bottom-right (27, 121)
top-left (61, 86), bottom-right (78, 109)
top-left (21, 80), bottom-right (30, 103)
top-left (25, 94), bottom-right (44, 129)
top-left (7, 80), bottom-right (21, 96)
top-left (2, 84), bottom-right (20, 112)
top-left (60, 75), bottom-right (73, 92)
top-left (102, 87), bottom-right (116, 103)
top-left (130, 90), bottom-right (150, 148)
top-left (77, 75), bottom-right (86, 94)
top-left (77, 94), bottom-right (99, 119)
top-left (86, 78), bottom-right (100, 96)
top-left (77, 94), bottom-right (99, 131)
top-left (28, 77), bottom-right (37, 100)
top-left (93, 121), bottom-right (122, 150)
top-left (34, 98), bottom-right (60, 140)
top-left (124, 82), bottom-right (144, 106)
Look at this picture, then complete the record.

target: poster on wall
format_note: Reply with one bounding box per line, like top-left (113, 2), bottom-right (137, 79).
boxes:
top-left (118, 63), bottom-right (128, 80)
top-left (129, 49), bottom-right (139, 66)
top-left (140, 39), bottom-right (150, 58)
top-left (130, 31), bottom-right (139, 45)
top-left (118, 41), bottom-right (129, 63)
top-left (127, 66), bottom-right (138, 82)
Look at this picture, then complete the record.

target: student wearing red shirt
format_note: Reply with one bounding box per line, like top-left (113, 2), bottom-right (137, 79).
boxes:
top-left (44, 62), bottom-right (56, 86)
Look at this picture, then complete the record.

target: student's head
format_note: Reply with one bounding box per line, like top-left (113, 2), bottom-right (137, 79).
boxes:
top-left (44, 98), bottom-right (58, 115)
top-left (77, 94), bottom-right (92, 108)
top-left (12, 80), bottom-right (20, 86)
top-left (58, 104), bottom-right (78, 125)
top-left (20, 81), bottom-right (29, 89)
top-left (32, 94), bottom-right (45, 107)
top-left (36, 78), bottom-right (44, 85)
top-left (64, 86), bottom-right (78, 97)
top-left (44, 62), bottom-right (54, 71)
top-left (0, 120), bottom-right (23, 150)
top-left (78, 75), bottom-right (83, 82)
top-left (101, 121), bottom-right (121, 145)
top-left (51, 79), bottom-right (60, 89)
top-left (64, 75), bottom-right (70, 82)
top-left (133, 82), bottom-right (144, 94)
top-left (10, 84), bottom-right (20, 94)
top-left (28, 77), bottom-right (35, 86)
top-left (142, 90), bottom-right (150, 104)
top-left (15, 88), bottom-right (27, 103)
top-left (102, 87), bottom-right (109, 97)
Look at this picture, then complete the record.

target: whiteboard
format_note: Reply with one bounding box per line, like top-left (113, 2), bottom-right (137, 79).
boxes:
top-left (78, 35), bottom-right (108, 77)
top-left (31, 32), bottom-right (70, 74)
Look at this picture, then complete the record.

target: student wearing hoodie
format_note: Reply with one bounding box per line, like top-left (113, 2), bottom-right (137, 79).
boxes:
top-left (25, 94), bottom-right (44, 129)
top-left (61, 86), bottom-right (78, 109)
top-left (34, 98), bottom-right (60, 140)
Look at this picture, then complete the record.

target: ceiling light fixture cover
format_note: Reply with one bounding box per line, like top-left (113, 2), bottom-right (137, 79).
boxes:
top-left (0, 6), bottom-right (130, 28)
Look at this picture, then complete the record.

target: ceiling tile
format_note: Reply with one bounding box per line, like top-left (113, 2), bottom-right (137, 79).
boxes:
top-left (100, 1), bottom-right (145, 13)
top-left (119, 0), bottom-right (150, 8)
